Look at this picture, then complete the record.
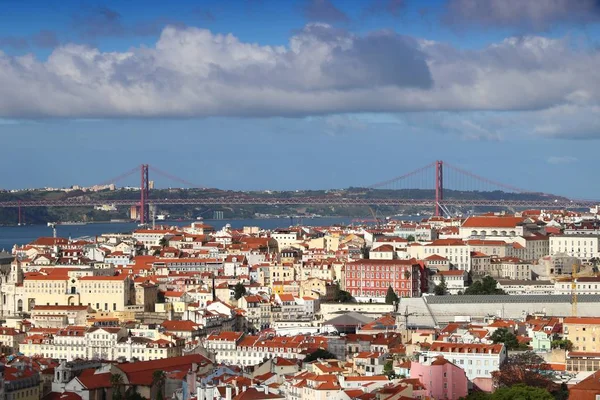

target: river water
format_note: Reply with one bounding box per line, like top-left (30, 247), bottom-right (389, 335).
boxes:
top-left (0, 217), bottom-right (361, 250)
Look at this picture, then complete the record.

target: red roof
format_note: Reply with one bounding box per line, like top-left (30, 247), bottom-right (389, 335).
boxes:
top-left (161, 320), bottom-right (200, 332)
top-left (462, 216), bottom-right (524, 228)
top-left (564, 317), bottom-right (600, 325)
top-left (77, 370), bottom-right (112, 389)
top-left (116, 354), bottom-right (212, 386)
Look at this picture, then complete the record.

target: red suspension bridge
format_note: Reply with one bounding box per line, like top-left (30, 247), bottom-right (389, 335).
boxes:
top-left (2, 161), bottom-right (597, 224)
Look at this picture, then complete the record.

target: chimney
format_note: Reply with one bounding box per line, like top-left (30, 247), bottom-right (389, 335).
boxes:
top-left (264, 385), bottom-right (269, 394)
top-left (226, 386), bottom-right (232, 400)
top-left (235, 385), bottom-right (239, 396)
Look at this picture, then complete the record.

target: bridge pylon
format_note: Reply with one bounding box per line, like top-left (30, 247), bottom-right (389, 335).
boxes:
top-left (435, 160), bottom-right (444, 217)
top-left (139, 164), bottom-right (149, 225)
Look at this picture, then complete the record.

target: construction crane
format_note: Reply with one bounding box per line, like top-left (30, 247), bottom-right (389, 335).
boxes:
top-left (569, 262), bottom-right (596, 316)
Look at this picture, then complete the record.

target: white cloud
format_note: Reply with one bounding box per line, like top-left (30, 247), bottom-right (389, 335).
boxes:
top-left (0, 24), bottom-right (599, 139)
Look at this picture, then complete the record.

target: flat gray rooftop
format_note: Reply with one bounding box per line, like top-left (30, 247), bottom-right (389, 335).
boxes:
top-left (425, 294), bottom-right (600, 304)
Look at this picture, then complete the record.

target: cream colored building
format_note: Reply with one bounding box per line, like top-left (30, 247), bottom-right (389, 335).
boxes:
top-left (550, 234), bottom-right (600, 262)
top-left (271, 230), bottom-right (299, 250)
top-left (20, 274), bottom-right (133, 313)
top-left (20, 325), bottom-right (183, 362)
top-left (563, 317), bottom-right (600, 352)
top-left (299, 278), bottom-right (335, 301)
top-left (418, 240), bottom-right (471, 271)
top-left (297, 261), bottom-right (337, 281)
top-left (0, 327), bottom-right (25, 353)
top-left (132, 229), bottom-right (174, 248)
top-left (31, 305), bottom-right (91, 327)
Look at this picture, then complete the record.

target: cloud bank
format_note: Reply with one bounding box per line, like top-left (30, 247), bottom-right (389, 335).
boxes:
top-left (445, 0), bottom-right (600, 30)
top-left (0, 23), bottom-right (599, 139)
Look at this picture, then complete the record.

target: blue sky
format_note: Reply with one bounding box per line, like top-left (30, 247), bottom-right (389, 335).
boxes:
top-left (0, 0), bottom-right (599, 198)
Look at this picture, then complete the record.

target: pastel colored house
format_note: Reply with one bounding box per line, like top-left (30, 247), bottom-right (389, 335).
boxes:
top-left (410, 356), bottom-right (468, 400)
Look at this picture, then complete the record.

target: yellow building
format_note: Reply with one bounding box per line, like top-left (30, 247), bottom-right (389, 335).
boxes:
top-left (299, 277), bottom-right (335, 301)
top-left (21, 274), bottom-right (133, 313)
top-left (563, 317), bottom-right (600, 352)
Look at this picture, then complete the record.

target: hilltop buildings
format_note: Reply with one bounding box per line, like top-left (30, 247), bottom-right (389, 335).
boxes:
top-left (0, 207), bottom-right (599, 398)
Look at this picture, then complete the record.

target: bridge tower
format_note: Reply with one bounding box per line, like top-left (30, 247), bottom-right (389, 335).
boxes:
top-left (139, 164), bottom-right (149, 225)
top-left (435, 160), bottom-right (444, 216)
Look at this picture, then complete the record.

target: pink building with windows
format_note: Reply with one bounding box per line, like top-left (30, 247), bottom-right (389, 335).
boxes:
top-left (410, 356), bottom-right (468, 400)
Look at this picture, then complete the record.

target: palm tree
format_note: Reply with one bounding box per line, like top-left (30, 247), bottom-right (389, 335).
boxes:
top-left (110, 373), bottom-right (124, 400)
top-left (152, 370), bottom-right (167, 400)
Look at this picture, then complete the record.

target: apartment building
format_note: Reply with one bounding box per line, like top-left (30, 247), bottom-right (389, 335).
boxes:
top-left (410, 356), bottom-right (468, 400)
top-left (421, 239), bottom-right (471, 271)
top-left (20, 273), bottom-right (133, 313)
top-left (132, 229), bottom-right (174, 247)
top-left (563, 317), bottom-right (600, 352)
top-left (0, 327), bottom-right (25, 353)
top-left (420, 342), bottom-right (507, 382)
top-left (344, 259), bottom-right (422, 301)
top-left (205, 332), bottom-right (317, 366)
top-left (550, 234), bottom-right (600, 262)
top-left (20, 325), bottom-right (183, 362)
top-left (430, 270), bottom-right (467, 295)
top-left (459, 216), bottom-right (526, 239)
top-left (489, 257), bottom-right (533, 280)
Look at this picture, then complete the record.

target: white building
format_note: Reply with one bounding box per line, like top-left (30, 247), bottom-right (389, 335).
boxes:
top-left (271, 230), bottom-right (299, 250)
top-left (20, 326), bottom-right (182, 362)
top-left (420, 342), bottom-right (507, 382)
top-left (418, 239), bottom-right (471, 271)
top-left (496, 280), bottom-right (554, 295)
top-left (549, 234), bottom-right (600, 262)
top-left (132, 229), bottom-right (174, 248)
top-left (430, 270), bottom-right (467, 295)
top-left (459, 216), bottom-right (526, 239)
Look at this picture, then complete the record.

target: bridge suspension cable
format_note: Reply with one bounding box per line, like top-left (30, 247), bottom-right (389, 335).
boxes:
top-left (96, 166), bottom-right (141, 187)
top-left (148, 165), bottom-right (207, 190)
top-left (443, 161), bottom-right (529, 194)
top-left (368, 162), bottom-right (436, 189)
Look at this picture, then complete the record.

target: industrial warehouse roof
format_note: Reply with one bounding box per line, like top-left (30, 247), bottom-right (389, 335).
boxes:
top-left (425, 294), bottom-right (600, 304)
top-left (324, 312), bottom-right (374, 327)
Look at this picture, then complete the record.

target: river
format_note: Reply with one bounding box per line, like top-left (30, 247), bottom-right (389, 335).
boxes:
top-left (0, 217), bottom-right (364, 250)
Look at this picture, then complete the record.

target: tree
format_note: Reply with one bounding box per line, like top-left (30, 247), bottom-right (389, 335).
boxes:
top-left (385, 286), bottom-right (399, 305)
top-left (333, 282), bottom-right (354, 303)
top-left (382, 360), bottom-right (395, 379)
top-left (492, 352), bottom-right (558, 393)
top-left (233, 282), bottom-right (247, 300)
top-left (490, 327), bottom-right (520, 350)
top-left (158, 237), bottom-right (168, 248)
top-left (461, 384), bottom-right (554, 400)
top-left (490, 384), bottom-right (554, 400)
top-left (152, 370), bottom-right (167, 400)
top-left (406, 235), bottom-right (415, 242)
top-left (492, 327), bottom-right (529, 350)
top-left (434, 275), bottom-right (447, 296)
top-left (110, 373), bottom-right (124, 400)
top-left (303, 348), bottom-right (337, 362)
top-left (464, 276), bottom-right (506, 295)
top-left (551, 339), bottom-right (573, 351)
